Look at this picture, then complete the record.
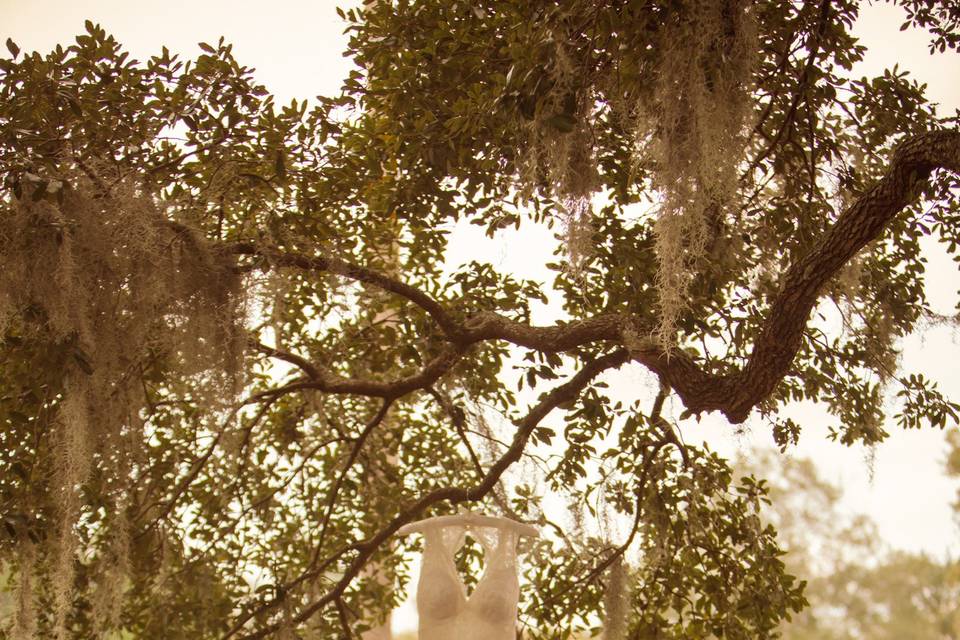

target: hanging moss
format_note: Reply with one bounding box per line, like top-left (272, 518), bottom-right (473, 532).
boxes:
top-left (511, 31), bottom-right (601, 278)
top-left (0, 162), bottom-right (248, 639)
top-left (11, 537), bottom-right (37, 640)
top-left (50, 375), bottom-right (91, 640)
top-left (642, 0), bottom-right (758, 348)
top-left (603, 556), bottom-right (630, 640)
top-left (509, 0), bottom-right (756, 325)
top-left (88, 494), bottom-right (131, 637)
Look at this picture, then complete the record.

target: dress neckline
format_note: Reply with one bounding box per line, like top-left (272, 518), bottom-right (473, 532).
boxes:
top-left (427, 524), bottom-right (512, 605)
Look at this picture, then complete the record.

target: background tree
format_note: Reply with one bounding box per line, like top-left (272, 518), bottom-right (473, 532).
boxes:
top-left (0, 1), bottom-right (958, 638)
top-left (738, 446), bottom-right (960, 640)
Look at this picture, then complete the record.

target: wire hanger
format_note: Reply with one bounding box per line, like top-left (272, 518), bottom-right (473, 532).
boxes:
top-left (396, 508), bottom-right (539, 538)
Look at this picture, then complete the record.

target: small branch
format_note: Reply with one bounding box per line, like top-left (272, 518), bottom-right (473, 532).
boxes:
top-left (312, 399), bottom-right (394, 564)
top-left (335, 597), bottom-right (354, 640)
top-left (133, 388), bottom-right (278, 538)
top-left (649, 384), bottom-right (689, 467)
top-left (248, 345), bottom-right (465, 401)
top-left (251, 339), bottom-right (321, 379)
top-left (426, 386), bottom-right (483, 477)
top-left (426, 387), bottom-right (523, 519)
top-left (746, 0), bottom-right (833, 177)
top-left (536, 438), bottom-right (667, 620)
top-left (228, 243), bottom-right (461, 337)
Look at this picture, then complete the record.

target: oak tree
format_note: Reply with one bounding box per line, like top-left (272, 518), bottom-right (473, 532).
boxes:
top-left (1, 1), bottom-right (959, 638)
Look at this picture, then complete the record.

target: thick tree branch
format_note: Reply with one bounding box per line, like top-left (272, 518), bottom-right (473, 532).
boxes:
top-left (639, 129), bottom-right (960, 422)
top-left (234, 130), bottom-right (959, 427)
top-left (461, 311), bottom-right (624, 350)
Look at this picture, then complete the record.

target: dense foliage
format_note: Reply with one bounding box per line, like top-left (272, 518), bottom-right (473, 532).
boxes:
top-left (0, 1), bottom-right (958, 638)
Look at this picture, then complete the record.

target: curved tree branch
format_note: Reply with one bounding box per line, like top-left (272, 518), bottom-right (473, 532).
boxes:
top-left (234, 130), bottom-right (959, 427)
top-left (250, 339), bottom-right (322, 379)
top-left (639, 128), bottom-right (960, 422)
top-left (228, 242), bottom-right (461, 337)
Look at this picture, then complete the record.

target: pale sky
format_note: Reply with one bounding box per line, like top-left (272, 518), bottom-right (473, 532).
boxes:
top-left (2, 0), bottom-right (959, 635)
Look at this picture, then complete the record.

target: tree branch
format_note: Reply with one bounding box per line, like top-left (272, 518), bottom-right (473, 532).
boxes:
top-left (311, 399), bottom-right (394, 563)
top-left (633, 129), bottom-right (960, 422)
top-left (250, 340), bottom-right (321, 379)
top-left (224, 348), bottom-right (630, 640)
top-left (235, 130), bottom-right (959, 427)
top-left (228, 242), bottom-right (461, 337)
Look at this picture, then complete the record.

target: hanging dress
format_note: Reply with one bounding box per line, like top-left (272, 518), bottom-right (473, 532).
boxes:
top-left (415, 523), bottom-right (521, 640)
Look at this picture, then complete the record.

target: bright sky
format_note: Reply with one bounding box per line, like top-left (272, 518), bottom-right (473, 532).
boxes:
top-left (2, 0), bottom-right (959, 635)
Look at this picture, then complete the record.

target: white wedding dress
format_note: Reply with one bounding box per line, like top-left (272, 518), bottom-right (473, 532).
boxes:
top-left (398, 513), bottom-right (537, 640)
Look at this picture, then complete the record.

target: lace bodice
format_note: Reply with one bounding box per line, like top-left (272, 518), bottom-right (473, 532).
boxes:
top-left (414, 523), bottom-right (521, 640)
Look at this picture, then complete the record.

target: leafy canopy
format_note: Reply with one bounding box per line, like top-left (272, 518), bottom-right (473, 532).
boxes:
top-left (0, 1), bottom-right (958, 638)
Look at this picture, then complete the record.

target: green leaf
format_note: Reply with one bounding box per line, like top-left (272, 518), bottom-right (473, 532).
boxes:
top-left (5, 38), bottom-right (19, 58)
top-left (66, 96), bottom-right (83, 116)
top-left (544, 113), bottom-right (577, 133)
top-left (199, 41), bottom-right (216, 54)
